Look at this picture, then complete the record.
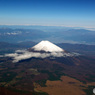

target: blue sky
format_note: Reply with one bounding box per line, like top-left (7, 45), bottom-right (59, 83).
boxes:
top-left (0, 0), bottom-right (95, 28)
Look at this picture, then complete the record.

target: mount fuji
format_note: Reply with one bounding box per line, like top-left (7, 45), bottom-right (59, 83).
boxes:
top-left (30, 40), bottom-right (64, 53)
top-left (5, 40), bottom-right (79, 62)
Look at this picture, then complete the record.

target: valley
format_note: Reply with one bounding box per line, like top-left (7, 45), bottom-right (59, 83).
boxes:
top-left (0, 56), bottom-right (95, 95)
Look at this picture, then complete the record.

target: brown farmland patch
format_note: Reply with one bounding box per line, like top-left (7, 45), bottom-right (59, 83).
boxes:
top-left (35, 75), bottom-right (86, 95)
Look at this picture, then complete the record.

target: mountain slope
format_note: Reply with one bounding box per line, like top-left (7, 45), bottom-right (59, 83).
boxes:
top-left (31, 41), bottom-right (64, 52)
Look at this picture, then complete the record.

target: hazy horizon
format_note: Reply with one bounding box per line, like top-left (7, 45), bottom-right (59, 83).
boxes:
top-left (0, 0), bottom-right (95, 29)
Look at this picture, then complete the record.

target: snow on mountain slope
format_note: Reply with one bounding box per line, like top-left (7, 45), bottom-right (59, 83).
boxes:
top-left (4, 40), bottom-right (80, 62)
top-left (31, 40), bottom-right (64, 52)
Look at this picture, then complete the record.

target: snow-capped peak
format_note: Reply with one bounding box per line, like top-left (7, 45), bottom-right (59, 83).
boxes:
top-left (31, 40), bottom-right (64, 52)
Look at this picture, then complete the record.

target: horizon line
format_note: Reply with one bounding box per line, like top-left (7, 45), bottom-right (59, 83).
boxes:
top-left (0, 24), bottom-right (95, 31)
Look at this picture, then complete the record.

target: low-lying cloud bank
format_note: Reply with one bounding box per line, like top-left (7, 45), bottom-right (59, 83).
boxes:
top-left (5, 49), bottom-right (80, 63)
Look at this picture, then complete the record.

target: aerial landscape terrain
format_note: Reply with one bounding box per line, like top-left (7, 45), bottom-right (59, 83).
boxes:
top-left (0, 0), bottom-right (95, 95)
top-left (0, 27), bottom-right (95, 95)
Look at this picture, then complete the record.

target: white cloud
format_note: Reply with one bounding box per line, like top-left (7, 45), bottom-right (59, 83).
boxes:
top-left (4, 50), bottom-right (80, 63)
top-left (0, 55), bottom-right (4, 57)
top-left (5, 53), bottom-right (19, 57)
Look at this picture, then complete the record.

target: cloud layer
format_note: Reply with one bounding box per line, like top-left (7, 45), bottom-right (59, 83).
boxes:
top-left (5, 49), bottom-right (80, 63)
